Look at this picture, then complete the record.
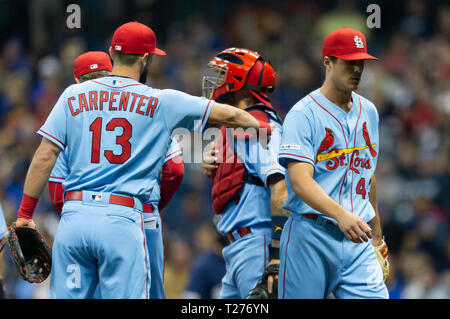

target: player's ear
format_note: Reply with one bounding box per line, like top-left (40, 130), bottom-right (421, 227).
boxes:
top-left (74, 76), bottom-right (80, 84)
top-left (141, 53), bottom-right (150, 65)
top-left (323, 56), bottom-right (333, 72)
top-left (109, 47), bottom-right (114, 60)
top-left (142, 53), bottom-right (153, 71)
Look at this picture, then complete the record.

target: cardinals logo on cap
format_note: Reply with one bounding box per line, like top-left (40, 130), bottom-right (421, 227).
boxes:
top-left (354, 36), bottom-right (364, 49)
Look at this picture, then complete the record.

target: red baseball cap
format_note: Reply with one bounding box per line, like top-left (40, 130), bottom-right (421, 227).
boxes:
top-left (322, 27), bottom-right (377, 60)
top-left (111, 21), bottom-right (166, 55)
top-left (73, 51), bottom-right (113, 78)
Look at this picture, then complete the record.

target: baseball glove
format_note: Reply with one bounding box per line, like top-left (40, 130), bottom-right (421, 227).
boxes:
top-left (373, 237), bottom-right (390, 283)
top-left (248, 263), bottom-right (279, 299)
top-left (8, 222), bottom-right (51, 283)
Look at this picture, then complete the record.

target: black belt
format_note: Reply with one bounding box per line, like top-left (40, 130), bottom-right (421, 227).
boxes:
top-left (243, 171), bottom-right (265, 187)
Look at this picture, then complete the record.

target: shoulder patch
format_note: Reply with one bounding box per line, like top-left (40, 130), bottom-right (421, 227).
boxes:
top-left (280, 144), bottom-right (301, 150)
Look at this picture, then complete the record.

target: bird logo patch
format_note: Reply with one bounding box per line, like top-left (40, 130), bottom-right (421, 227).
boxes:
top-left (316, 128), bottom-right (337, 162)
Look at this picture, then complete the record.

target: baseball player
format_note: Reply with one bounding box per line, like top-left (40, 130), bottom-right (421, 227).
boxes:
top-left (48, 50), bottom-right (184, 299)
top-left (201, 48), bottom-right (288, 298)
top-left (48, 51), bottom-right (113, 211)
top-left (0, 202), bottom-right (8, 298)
top-left (13, 21), bottom-right (272, 299)
top-left (278, 27), bottom-right (389, 299)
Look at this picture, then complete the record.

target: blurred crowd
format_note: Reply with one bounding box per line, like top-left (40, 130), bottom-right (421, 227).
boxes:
top-left (0, 0), bottom-right (448, 299)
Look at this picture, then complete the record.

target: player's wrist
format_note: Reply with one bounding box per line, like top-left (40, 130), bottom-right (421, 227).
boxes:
top-left (372, 235), bottom-right (384, 247)
top-left (269, 244), bottom-right (280, 260)
top-left (18, 194), bottom-right (39, 220)
top-left (333, 205), bottom-right (351, 222)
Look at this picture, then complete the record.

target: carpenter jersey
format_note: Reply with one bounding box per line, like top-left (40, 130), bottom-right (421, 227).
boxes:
top-left (217, 117), bottom-right (284, 234)
top-left (39, 76), bottom-right (211, 201)
top-left (278, 89), bottom-right (379, 224)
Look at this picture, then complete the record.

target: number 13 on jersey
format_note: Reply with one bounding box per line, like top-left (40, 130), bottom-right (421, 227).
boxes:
top-left (89, 117), bottom-right (132, 164)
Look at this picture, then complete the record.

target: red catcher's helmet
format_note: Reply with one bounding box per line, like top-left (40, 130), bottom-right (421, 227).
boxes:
top-left (202, 48), bottom-right (276, 105)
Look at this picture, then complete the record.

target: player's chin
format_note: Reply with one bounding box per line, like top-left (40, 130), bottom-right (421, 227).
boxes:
top-left (348, 79), bottom-right (360, 91)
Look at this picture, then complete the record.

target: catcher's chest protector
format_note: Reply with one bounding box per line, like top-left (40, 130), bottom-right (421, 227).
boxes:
top-left (211, 124), bottom-right (246, 214)
top-left (211, 104), bottom-right (282, 214)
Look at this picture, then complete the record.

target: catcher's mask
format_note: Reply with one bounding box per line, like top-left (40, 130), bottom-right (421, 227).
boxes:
top-left (202, 48), bottom-right (276, 105)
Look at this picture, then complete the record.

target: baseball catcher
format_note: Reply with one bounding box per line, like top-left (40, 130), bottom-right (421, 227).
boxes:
top-left (8, 222), bottom-right (51, 283)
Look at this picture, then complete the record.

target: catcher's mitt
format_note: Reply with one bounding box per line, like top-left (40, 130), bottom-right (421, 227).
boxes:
top-left (8, 222), bottom-right (51, 283)
top-left (373, 237), bottom-right (390, 283)
top-left (248, 263), bottom-right (279, 299)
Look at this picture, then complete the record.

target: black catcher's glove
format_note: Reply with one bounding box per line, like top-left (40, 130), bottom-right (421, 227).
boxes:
top-left (248, 263), bottom-right (279, 299)
top-left (8, 222), bottom-right (51, 283)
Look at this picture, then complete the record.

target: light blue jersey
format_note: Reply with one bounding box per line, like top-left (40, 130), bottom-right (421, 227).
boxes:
top-left (218, 120), bottom-right (284, 235)
top-left (39, 76), bottom-right (211, 201)
top-left (278, 89), bottom-right (379, 224)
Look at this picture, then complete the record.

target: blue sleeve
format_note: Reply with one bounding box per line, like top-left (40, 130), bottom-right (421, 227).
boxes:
top-left (164, 138), bottom-right (183, 164)
top-left (256, 123), bottom-right (285, 186)
top-left (49, 151), bottom-right (69, 182)
top-left (278, 108), bottom-right (315, 168)
top-left (37, 88), bottom-right (71, 150)
top-left (160, 89), bottom-right (213, 134)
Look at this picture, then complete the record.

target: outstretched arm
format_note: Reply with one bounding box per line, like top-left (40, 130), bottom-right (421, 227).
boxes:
top-left (208, 102), bottom-right (273, 136)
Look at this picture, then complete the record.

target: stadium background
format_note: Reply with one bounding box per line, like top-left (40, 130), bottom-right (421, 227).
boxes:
top-left (0, 0), bottom-right (448, 299)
